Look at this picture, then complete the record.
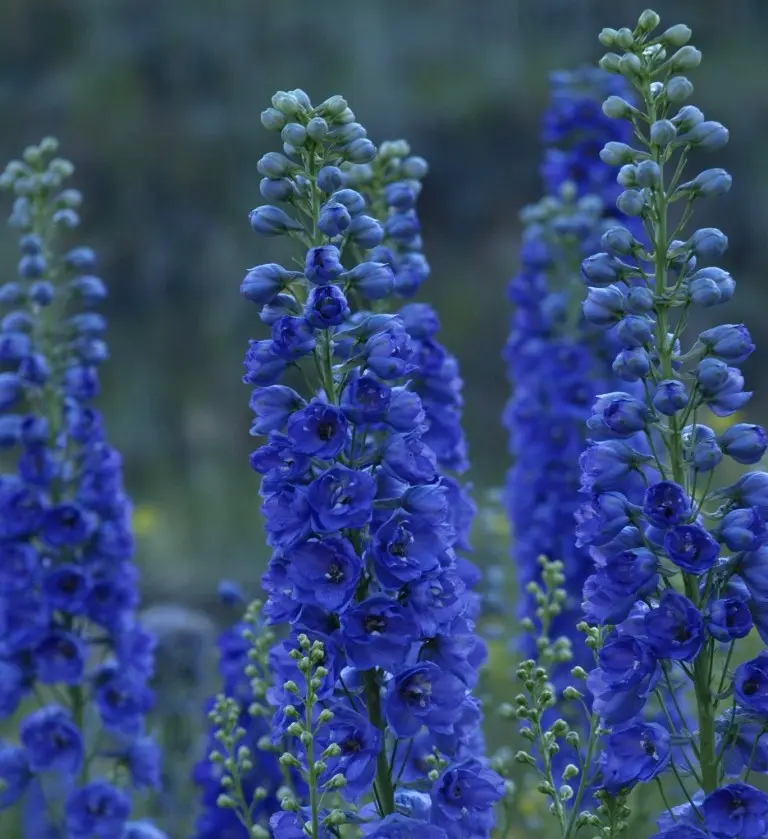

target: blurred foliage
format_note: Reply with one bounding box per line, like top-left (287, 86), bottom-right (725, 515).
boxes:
top-left (2, 2), bottom-right (768, 836)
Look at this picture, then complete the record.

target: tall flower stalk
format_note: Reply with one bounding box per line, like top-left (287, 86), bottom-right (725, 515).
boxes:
top-left (0, 140), bottom-right (163, 839)
top-left (515, 9), bottom-right (768, 839)
top-left (196, 90), bottom-right (502, 839)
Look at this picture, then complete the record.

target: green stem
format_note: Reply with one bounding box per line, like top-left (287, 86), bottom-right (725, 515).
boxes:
top-left (363, 670), bottom-right (396, 816)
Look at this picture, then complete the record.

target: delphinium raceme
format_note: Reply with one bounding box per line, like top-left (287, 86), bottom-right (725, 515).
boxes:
top-left (518, 9), bottom-right (768, 839)
top-left (504, 70), bottom-right (643, 700)
top-left (0, 140), bottom-right (163, 839)
top-left (196, 88), bottom-right (503, 839)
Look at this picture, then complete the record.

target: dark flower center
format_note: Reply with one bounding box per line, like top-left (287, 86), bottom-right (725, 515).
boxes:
top-left (316, 421), bottom-right (335, 441)
top-left (364, 615), bottom-right (387, 635)
top-left (641, 734), bottom-right (657, 759)
top-left (340, 735), bottom-right (362, 754)
top-left (673, 624), bottom-right (691, 643)
top-left (742, 677), bottom-right (760, 696)
top-left (326, 563), bottom-right (343, 584)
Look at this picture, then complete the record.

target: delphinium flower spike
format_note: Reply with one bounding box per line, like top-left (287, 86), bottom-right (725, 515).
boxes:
top-left (0, 141), bottom-right (164, 838)
top-left (504, 70), bottom-right (645, 705)
top-left (196, 88), bottom-right (503, 839)
top-left (567, 8), bottom-right (768, 838)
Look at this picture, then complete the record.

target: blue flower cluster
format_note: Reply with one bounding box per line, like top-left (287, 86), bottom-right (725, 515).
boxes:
top-left (0, 141), bottom-right (162, 839)
top-left (569, 9), bottom-right (768, 834)
top-left (504, 70), bottom-right (639, 688)
top-left (193, 90), bottom-right (502, 839)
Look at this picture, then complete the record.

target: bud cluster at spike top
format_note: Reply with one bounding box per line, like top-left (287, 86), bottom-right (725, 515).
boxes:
top-left (0, 141), bottom-right (163, 839)
top-left (504, 69), bottom-right (649, 695)
top-left (192, 88), bottom-right (502, 839)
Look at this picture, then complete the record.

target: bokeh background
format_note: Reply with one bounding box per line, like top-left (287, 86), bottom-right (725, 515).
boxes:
top-left (3, 0), bottom-right (768, 836)
top-left (2, 0), bottom-right (767, 640)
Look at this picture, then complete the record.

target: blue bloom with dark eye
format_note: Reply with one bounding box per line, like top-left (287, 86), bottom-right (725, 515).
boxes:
top-left (599, 722), bottom-right (671, 794)
top-left (285, 536), bottom-right (361, 613)
top-left (315, 706), bottom-right (381, 800)
top-left (371, 512), bottom-right (444, 589)
top-left (19, 705), bottom-right (83, 774)
top-left (0, 540), bottom-right (38, 591)
top-left (270, 316), bottom-right (316, 360)
top-left (664, 523), bottom-right (720, 574)
top-left (339, 595), bottom-right (418, 671)
top-left (64, 780), bottom-right (131, 839)
top-left (582, 547), bottom-right (658, 625)
top-left (0, 742), bottom-right (30, 809)
top-left (719, 423), bottom-right (767, 465)
top-left (341, 374), bottom-right (392, 425)
top-left (93, 664), bottom-right (154, 737)
top-left (430, 758), bottom-right (505, 839)
top-left (262, 483), bottom-right (312, 548)
top-left (644, 591), bottom-right (704, 662)
top-left (643, 481), bottom-right (691, 529)
top-left (304, 245), bottom-right (344, 285)
top-left (307, 465), bottom-right (375, 533)
top-left (287, 402), bottom-right (348, 458)
top-left (708, 598), bottom-right (753, 642)
top-left (34, 630), bottom-right (86, 685)
top-left (40, 502), bottom-right (92, 547)
top-left (588, 636), bottom-right (659, 724)
top-left (249, 433), bottom-right (310, 485)
top-left (384, 662), bottom-right (466, 738)
top-left (575, 492), bottom-right (638, 547)
top-left (304, 284), bottom-right (349, 328)
top-left (735, 652), bottom-right (768, 714)
top-left (702, 783), bottom-right (768, 839)
top-left (407, 571), bottom-right (467, 637)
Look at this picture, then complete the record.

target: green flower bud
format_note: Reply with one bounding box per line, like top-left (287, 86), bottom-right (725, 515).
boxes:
top-left (300, 731), bottom-right (313, 747)
top-left (617, 164), bottom-right (638, 188)
top-left (39, 136), bottom-right (60, 154)
top-left (661, 23), bottom-right (692, 47)
top-left (599, 53), bottom-right (622, 74)
top-left (326, 773), bottom-right (346, 789)
top-left (563, 686), bottom-right (583, 700)
top-left (515, 750), bottom-right (537, 766)
top-left (602, 96), bottom-right (634, 120)
top-left (306, 117), bottom-right (328, 141)
top-left (317, 708), bottom-right (334, 724)
top-left (319, 95), bottom-right (348, 117)
top-left (272, 91), bottom-right (302, 116)
top-left (617, 189), bottom-right (646, 216)
top-left (666, 76), bottom-right (694, 102)
top-left (618, 53), bottom-right (643, 79)
top-left (615, 28), bottom-right (634, 49)
top-left (637, 9), bottom-right (661, 32)
top-left (251, 826), bottom-right (269, 839)
top-left (559, 785), bottom-right (574, 801)
top-left (598, 28), bottom-right (618, 48)
top-left (600, 142), bottom-right (638, 166)
top-left (635, 160), bottom-right (661, 188)
top-left (669, 45), bottom-right (702, 72)
top-left (537, 781), bottom-right (555, 796)
top-left (571, 666), bottom-right (588, 680)
top-left (650, 119), bottom-right (677, 146)
top-left (216, 794), bottom-right (237, 809)
top-left (562, 763), bottom-right (580, 781)
top-left (566, 731), bottom-right (581, 748)
top-left (672, 104), bottom-right (705, 132)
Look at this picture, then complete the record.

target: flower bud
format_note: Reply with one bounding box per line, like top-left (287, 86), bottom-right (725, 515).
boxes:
top-left (257, 152), bottom-right (296, 179)
top-left (650, 119), bottom-right (677, 146)
top-left (666, 76), bottom-right (694, 102)
top-left (617, 164), bottom-right (638, 188)
top-left (617, 315), bottom-right (653, 348)
top-left (306, 117), bottom-right (328, 141)
top-left (635, 160), bottom-right (661, 188)
top-left (271, 91), bottom-right (303, 116)
top-left (583, 285), bottom-right (625, 327)
top-left (687, 227), bottom-right (728, 260)
top-left (672, 105), bottom-right (705, 132)
top-left (679, 168), bottom-right (732, 199)
top-left (318, 201), bottom-right (351, 237)
top-left (598, 28), bottom-right (619, 47)
top-left (687, 266), bottom-right (735, 307)
top-left (615, 28), bottom-right (634, 49)
top-left (637, 9), bottom-right (661, 32)
top-left (653, 379), bottom-right (688, 415)
top-left (613, 348), bottom-right (651, 382)
top-left (402, 155), bottom-right (428, 179)
top-left (720, 423), bottom-right (768, 465)
top-left (259, 177), bottom-right (294, 203)
top-left (616, 189), bottom-right (646, 216)
top-left (602, 96), bottom-right (634, 120)
top-left (618, 53), bottom-right (643, 79)
top-left (344, 138), bottom-right (377, 164)
top-left (661, 23), bottom-right (692, 47)
top-left (241, 263), bottom-right (296, 304)
top-left (698, 323), bottom-right (754, 363)
top-left (249, 206), bottom-right (302, 236)
top-left (684, 121), bottom-right (729, 152)
top-left (347, 214), bottom-right (384, 249)
top-left (625, 286), bottom-right (655, 314)
top-left (281, 123), bottom-right (307, 147)
top-left (342, 261), bottom-right (394, 300)
top-left (581, 252), bottom-right (625, 286)
top-left (599, 52), bottom-right (622, 74)
top-left (601, 226), bottom-right (637, 256)
top-left (669, 45), bottom-right (702, 71)
top-left (600, 142), bottom-right (639, 167)
top-left (316, 166), bottom-right (344, 193)
top-left (318, 94), bottom-right (348, 117)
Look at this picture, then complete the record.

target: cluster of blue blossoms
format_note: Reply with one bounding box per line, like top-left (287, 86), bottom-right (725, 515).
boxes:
top-left (0, 142), bottom-right (161, 839)
top-left (513, 10), bottom-right (768, 839)
top-left (193, 91), bottom-right (502, 839)
top-left (505, 68), bottom-right (643, 689)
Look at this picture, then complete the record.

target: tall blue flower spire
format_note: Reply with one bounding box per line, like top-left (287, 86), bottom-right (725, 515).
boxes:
top-left (504, 70), bottom-right (638, 690)
top-left (0, 140), bottom-right (163, 839)
top-left (194, 91), bottom-right (501, 839)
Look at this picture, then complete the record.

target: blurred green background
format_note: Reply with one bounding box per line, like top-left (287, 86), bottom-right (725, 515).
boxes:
top-left (2, 0), bottom-right (768, 610)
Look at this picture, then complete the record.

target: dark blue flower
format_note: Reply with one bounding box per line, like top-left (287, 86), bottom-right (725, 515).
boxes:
top-left (366, 815), bottom-right (448, 839)
top-left (430, 758), bottom-right (504, 839)
top-left (383, 435), bottom-right (437, 484)
top-left (718, 507), bottom-right (767, 552)
top-left (587, 392), bottom-right (650, 437)
top-left (341, 374), bottom-right (392, 425)
top-left (719, 423), bottom-right (767, 465)
top-left (364, 324), bottom-right (416, 379)
top-left (699, 324), bottom-right (755, 364)
top-left (262, 483), bottom-right (312, 548)
top-left (708, 598), bottom-right (753, 642)
top-left (371, 512), bottom-right (445, 589)
top-left (316, 706), bottom-right (381, 800)
top-left (339, 595), bottom-right (418, 671)
top-left (588, 636), bottom-right (659, 724)
top-left (65, 780), bottom-right (131, 839)
top-left (664, 524), bottom-right (720, 574)
top-left (644, 591), bottom-right (704, 662)
top-left (304, 245), bottom-right (343, 285)
top-left (34, 630), bottom-right (86, 685)
top-left (0, 742), bottom-right (30, 810)
top-left (19, 705), bottom-right (83, 774)
top-left (287, 402), bottom-right (348, 458)
top-left (249, 385), bottom-right (306, 435)
top-left (307, 465), bottom-right (375, 533)
top-left (735, 652), bottom-right (768, 715)
top-left (643, 481), bottom-right (691, 529)
top-left (702, 783), bottom-right (768, 839)
top-left (286, 536), bottom-right (361, 613)
top-left (384, 662), bottom-right (466, 738)
top-left (304, 285), bottom-right (349, 328)
top-left (271, 316), bottom-right (316, 361)
top-left (93, 663), bottom-right (154, 737)
top-left (600, 722), bottom-right (671, 794)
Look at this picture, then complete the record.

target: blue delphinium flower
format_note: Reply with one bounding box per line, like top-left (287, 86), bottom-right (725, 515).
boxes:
top-left (0, 141), bottom-right (164, 836)
top-left (553, 8), bottom-right (768, 833)
top-left (504, 69), bottom-right (641, 698)
top-left (194, 91), bottom-right (500, 838)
